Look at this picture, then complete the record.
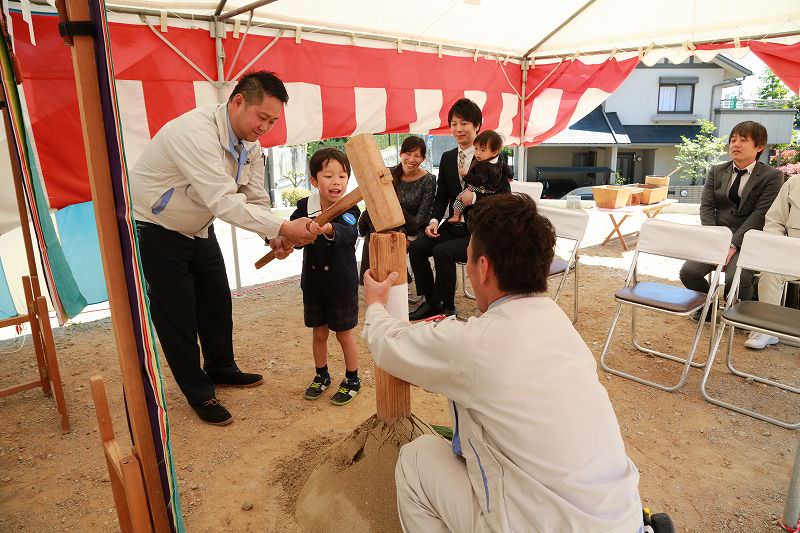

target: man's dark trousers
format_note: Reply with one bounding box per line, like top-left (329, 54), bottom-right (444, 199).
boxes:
top-left (408, 222), bottom-right (469, 310)
top-left (137, 222), bottom-right (239, 405)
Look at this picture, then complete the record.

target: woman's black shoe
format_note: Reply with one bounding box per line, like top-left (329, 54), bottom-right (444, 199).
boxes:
top-left (191, 398), bottom-right (232, 426)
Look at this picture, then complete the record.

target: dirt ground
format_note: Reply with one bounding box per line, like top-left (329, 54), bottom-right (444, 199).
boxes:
top-left (1, 236), bottom-right (799, 533)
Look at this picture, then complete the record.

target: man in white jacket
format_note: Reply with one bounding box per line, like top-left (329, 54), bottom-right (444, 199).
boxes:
top-left (362, 193), bottom-right (644, 532)
top-left (132, 71), bottom-right (314, 425)
top-left (745, 174), bottom-right (800, 349)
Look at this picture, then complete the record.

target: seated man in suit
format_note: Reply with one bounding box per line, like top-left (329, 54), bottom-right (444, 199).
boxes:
top-left (408, 98), bottom-right (511, 320)
top-left (680, 121), bottom-right (782, 309)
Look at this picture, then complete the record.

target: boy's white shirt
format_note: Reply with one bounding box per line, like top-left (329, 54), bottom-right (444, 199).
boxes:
top-left (307, 189), bottom-right (322, 219)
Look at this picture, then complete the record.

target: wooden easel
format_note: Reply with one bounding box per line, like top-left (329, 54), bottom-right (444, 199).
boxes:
top-left (90, 376), bottom-right (153, 533)
top-left (59, 0), bottom-right (171, 529)
top-left (0, 90), bottom-right (69, 432)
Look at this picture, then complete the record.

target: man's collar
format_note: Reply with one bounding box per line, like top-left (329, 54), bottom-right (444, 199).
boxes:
top-left (225, 107), bottom-right (240, 150)
top-left (458, 145), bottom-right (475, 156)
top-left (734, 160), bottom-right (757, 174)
top-left (487, 292), bottom-right (529, 311)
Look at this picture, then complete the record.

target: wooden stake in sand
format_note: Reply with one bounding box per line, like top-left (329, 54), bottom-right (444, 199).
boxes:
top-left (368, 231), bottom-right (411, 423)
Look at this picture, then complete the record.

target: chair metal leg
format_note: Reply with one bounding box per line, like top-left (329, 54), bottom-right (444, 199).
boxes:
top-left (601, 303), bottom-right (710, 392)
top-left (460, 263), bottom-right (475, 300)
top-left (700, 321), bottom-right (800, 430)
top-left (725, 325), bottom-right (800, 393)
top-left (572, 258), bottom-right (579, 325)
top-left (630, 307), bottom-right (708, 369)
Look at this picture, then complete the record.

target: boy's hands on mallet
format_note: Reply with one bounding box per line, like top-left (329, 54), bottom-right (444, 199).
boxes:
top-left (309, 221), bottom-right (334, 237)
top-left (280, 217), bottom-right (315, 245)
top-left (363, 270), bottom-right (399, 307)
top-left (268, 236), bottom-right (294, 259)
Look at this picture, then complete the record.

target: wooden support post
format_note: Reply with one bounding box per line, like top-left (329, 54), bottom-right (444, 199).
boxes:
top-left (22, 275), bottom-right (50, 394)
top-left (369, 232), bottom-right (411, 423)
top-left (91, 376), bottom-right (153, 533)
top-left (35, 295), bottom-right (69, 431)
top-left (63, 0), bottom-right (170, 529)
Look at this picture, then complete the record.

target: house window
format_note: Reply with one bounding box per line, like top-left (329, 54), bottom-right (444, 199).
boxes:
top-left (658, 83), bottom-right (694, 112)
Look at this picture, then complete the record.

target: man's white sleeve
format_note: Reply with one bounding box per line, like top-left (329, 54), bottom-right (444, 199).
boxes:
top-left (165, 124), bottom-right (284, 239)
top-left (362, 303), bottom-right (476, 407)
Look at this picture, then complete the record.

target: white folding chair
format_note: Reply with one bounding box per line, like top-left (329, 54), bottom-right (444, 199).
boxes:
top-left (537, 205), bottom-right (589, 324)
top-left (599, 219), bottom-right (732, 391)
top-left (700, 230), bottom-right (800, 429)
top-left (511, 180), bottom-right (544, 200)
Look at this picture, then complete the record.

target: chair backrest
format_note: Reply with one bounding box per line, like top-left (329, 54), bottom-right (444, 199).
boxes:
top-left (511, 180), bottom-right (543, 200)
top-left (737, 230), bottom-right (800, 278)
top-left (637, 219), bottom-right (732, 265)
top-left (537, 205), bottom-right (589, 242)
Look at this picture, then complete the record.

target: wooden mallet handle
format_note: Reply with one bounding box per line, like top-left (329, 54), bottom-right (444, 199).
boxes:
top-left (254, 188), bottom-right (363, 269)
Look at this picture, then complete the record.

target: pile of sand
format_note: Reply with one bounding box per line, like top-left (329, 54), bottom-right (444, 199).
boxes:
top-left (293, 414), bottom-right (436, 533)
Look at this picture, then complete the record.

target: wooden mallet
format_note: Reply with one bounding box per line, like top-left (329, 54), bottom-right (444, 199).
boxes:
top-left (254, 134), bottom-right (405, 269)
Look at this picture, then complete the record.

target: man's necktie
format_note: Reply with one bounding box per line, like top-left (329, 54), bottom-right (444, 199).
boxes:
top-left (234, 142), bottom-right (245, 183)
top-left (728, 167), bottom-right (748, 206)
top-left (458, 150), bottom-right (466, 188)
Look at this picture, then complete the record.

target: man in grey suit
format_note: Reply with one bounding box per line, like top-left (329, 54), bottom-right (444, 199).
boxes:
top-left (680, 121), bottom-right (782, 303)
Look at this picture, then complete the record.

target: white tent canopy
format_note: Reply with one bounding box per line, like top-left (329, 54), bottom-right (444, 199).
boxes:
top-left (93, 0), bottom-right (800, 59)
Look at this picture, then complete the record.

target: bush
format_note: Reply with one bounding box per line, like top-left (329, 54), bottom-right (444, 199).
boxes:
top-left (281, 187), bottom-right (311, 207)
top-left (778, 162), bottom-right (800, 176)
top-left (675, 120), bottom-right (727, 185)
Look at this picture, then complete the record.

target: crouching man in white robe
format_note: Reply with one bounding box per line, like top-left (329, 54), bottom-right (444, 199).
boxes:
top-left (362, 193), bottom-right (644, 533)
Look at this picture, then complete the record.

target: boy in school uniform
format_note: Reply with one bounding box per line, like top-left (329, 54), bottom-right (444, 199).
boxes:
top-left (291, 148), bottom-right (362, 405)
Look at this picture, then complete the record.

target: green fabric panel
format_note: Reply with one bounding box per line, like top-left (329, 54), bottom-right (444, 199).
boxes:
top-left (0, 33), bottom-right (87, 319)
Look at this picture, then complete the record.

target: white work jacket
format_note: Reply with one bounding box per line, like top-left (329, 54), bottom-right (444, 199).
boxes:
top-left (131, 104), bottom-right (283, 240)
top-left (765, 175), bottom-right (800, 239)
top-left (363, 295), bottom-right (644, 532)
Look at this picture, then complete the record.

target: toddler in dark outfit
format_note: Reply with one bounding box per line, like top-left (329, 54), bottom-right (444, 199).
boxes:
top-left (290, 148), bottom-right (361, 406)
top-left (448, 130), bottom-right (513, 224)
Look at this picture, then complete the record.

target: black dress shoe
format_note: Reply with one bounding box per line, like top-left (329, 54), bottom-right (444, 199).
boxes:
top-left (210, 371), bottom-right (264, 388)
top-left (191, 398), bottom-right (232, 426)
top-left (442, 306), bottom-right (456, 317)
top-left (409, 302), bottom-right (443, 321)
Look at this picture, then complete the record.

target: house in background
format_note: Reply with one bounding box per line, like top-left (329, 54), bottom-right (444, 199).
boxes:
top-left (526, 55), bottom-right (796, 199)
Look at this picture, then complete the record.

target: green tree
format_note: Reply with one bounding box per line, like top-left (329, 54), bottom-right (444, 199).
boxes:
top-left (675, 120), bottom-right (727, 185)
top-left (756, 70), bottom-right (789, 100)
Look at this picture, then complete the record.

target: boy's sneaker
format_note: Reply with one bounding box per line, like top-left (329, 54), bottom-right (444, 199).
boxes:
top-left (744, 331), bottom-right (780, 350)
top-left (304, 374), bottom-right (331, 400)
top-left (330, 379), bottom-right (360, 406)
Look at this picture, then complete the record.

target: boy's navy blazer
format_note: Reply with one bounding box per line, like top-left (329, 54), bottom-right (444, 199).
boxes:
top-left (432, 148), bottom-right (512, 222)
top-left (290, 197), bottom-right (360, 297)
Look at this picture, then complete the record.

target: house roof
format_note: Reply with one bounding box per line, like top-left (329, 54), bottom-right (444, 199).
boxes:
top-left (625, 125), bottom-right (701, 144)
top-left (541, 107), bottom-right (631, 145)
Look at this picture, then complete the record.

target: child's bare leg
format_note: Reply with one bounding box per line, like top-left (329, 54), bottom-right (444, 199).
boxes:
top-left (312, 326), bottom-right (329, 368)
top-left (336, 329), bottom-right (358, 372)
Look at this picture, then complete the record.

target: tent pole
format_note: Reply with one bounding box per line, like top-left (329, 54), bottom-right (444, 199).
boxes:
top-left (218, 0), bottom-right (279, 21)
top-left (213, 0), bottom-right (228, 17)
top-left (213, 16), bottom-right (243, 293)
top-left (523, 0), bottom-right (596, 58)
top-left (62, 0), bottom-right (171, 530)
top-left (518, 57), bottom-right (528, 182)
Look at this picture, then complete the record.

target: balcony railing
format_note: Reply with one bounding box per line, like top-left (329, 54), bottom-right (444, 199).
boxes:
top-left (719, 97), bottom-right (794, 110)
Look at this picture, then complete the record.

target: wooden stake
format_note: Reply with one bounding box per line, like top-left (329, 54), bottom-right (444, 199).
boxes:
top-left (368, 232), bottom-right (411, 423)
top-left (36, 295), bottom-right (69, 432)
top-left (22, 275), bottom-right (49, 394)
top-left (64, 0), bottom-right (170, 529)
